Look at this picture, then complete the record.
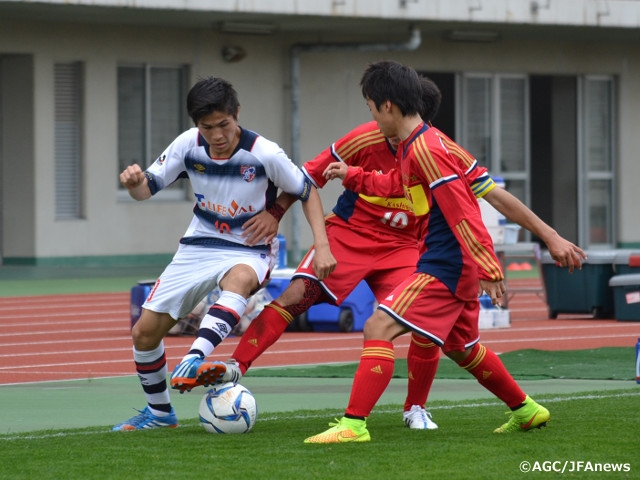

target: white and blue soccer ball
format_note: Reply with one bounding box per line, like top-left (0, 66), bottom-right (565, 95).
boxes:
top-left (199, 382), bottom-right (257, 434)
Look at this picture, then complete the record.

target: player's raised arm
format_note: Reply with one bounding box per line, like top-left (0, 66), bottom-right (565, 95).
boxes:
top-left (324, 162), bottom-right (403, 198)
top-left (482, 187), bottom-right (586, 272)
top-left (119, 164), bottom-right (152, 201)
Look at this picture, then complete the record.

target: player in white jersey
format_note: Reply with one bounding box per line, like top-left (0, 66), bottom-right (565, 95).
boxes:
top-left (113, 76), bottom-right (336, 431)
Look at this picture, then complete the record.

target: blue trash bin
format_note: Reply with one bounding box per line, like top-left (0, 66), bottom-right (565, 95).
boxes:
top-left (608, 274), bottom-right (640, 322)
top-left (542, 250), bottom-right (616, 318)
top-left (130, 279), bottom-right (156, 329)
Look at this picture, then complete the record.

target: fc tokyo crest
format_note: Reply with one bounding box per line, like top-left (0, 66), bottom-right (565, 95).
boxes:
top-left (241, 165), bottom-right (256, 182)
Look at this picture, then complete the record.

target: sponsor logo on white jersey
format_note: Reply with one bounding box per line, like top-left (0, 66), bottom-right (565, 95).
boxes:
top-left (194, 194), bottom-right (258, 218)
top-left (241, 166), bottom-right (256, 182)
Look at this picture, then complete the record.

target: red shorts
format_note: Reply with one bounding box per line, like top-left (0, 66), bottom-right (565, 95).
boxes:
top-left (378, 272), bottom-right (480, 352)
top-left (293, 219), bottom-right (418, 305)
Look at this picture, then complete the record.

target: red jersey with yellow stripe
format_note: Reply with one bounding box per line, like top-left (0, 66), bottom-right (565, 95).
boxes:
top-left (343, 123), bottom-right (503, 301)
top-left (302, 121), bottom-right (416, 243)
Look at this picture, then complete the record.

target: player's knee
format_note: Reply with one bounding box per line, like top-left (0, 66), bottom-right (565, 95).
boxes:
top-left (131, 312), bottom-right (169, 350)
top-left (220, 264), bottom-right (260, 297)
top-left (362, 310), bottom-right (399, 341)
top-left (131, 323), bottom-right (162, 351)
top-left (279, 277), bottom-right (324, 317)
top-left (443, 344), bottom-right (475, 363)
top-left (276, 278), bottom-right (306, 306)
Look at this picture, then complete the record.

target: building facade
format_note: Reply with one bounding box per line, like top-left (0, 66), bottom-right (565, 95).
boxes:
top-left (1, 0), bottom-right (639, 266)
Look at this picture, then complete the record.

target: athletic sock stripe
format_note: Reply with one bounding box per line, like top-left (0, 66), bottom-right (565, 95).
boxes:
top-left (136, 356), bottom-right (166, 374)
top-left (209, 306), bottom-right (240, 324)
top-left (142, 380), bottom-right (168, 395)
top-left (411, 336), bottom-right (437, 348)
top-left (148, 403), bottom-right (173, 414)
top-left (197, 328), bottom-right (225, 346)
top-left (362, 347), bottom-right (395, 360)
top-left (461, 344), bottom-right (486, 371)
top-left (265, 302), bottom-right (294, 323)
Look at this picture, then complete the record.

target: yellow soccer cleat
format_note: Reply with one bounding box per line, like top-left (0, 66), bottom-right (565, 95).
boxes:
top-left (494, 395), bottom-right (550, 433)
top-left (304, 417), bottom-right (371, 444)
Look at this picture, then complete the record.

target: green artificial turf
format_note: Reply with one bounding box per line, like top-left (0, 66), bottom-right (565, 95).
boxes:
top-left (246, 347), bottom-right (636, 381)
top-left (1, 390), bottom-right (637, 480)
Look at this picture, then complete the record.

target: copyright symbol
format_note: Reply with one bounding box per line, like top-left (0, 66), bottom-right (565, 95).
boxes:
top-left (520, 461), bottom-right (531, 473)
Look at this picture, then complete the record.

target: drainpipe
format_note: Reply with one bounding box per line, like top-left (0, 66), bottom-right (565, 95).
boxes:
top-left (288, 27), bottom-right (422, 263)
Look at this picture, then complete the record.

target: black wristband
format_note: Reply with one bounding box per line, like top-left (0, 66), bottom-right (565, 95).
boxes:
top-left (266, 203), bottom-right (286, 222)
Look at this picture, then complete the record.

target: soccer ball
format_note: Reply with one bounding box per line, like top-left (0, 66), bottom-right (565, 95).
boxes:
top-left (198, 382), bottom-right (257, 434)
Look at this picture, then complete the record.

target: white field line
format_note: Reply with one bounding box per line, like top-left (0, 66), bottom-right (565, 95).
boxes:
top-left (0, 302), bottom-right (127, 312)
top-left (0, 332), bottom-right (634, 370)
top-left (0, 293), bottom-right (126, 307)
top-left (1, 317), bottom-right (635, 341)
top-left (0, 319), bottom-right (636, 349)
top-left (0, 320), bottom-right (130, 332)
top-left (1, 391), bottom-right (638, 442)
top-left (0, 344), bottom-right (368, 371)
top-left (0, 326), bottom-right (133, 338)
top-left (0, 310), bottom-right (128, 323)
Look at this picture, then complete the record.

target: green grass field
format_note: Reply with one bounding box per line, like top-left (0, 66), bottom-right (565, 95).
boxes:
top-left (1, 347), bottom-right (638, 480)
top-left (1, 390), bottom-right (637, 480)
top-left (1, 269), bottom-right (637, 478)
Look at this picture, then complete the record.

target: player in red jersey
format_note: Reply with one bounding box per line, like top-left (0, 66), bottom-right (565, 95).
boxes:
top-left (305, 60), bottom-right (550, 443)
top-left (217, 74), bottom-right (584, 431)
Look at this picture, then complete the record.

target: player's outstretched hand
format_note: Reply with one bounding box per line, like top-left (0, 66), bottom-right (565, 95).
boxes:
top-left (545, 234), bottom-right (587, 273)
top-left (242, 210), bottom-right (278, 246)
top-left (478, 279), bottom-right (506, 307)
top-left (323, 162), bottom-right (348, 181)
top-left (312, 244), bottom-right (337, 281)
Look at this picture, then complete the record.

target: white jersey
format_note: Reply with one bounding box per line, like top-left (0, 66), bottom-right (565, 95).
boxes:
top-left (145, 127), bottom-right (310, 251)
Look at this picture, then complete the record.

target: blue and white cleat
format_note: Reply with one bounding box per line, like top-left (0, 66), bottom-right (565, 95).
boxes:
top-left (170, 356), bottom-right (226, 393)
top-left (112, 406), bottom-right (178, 431)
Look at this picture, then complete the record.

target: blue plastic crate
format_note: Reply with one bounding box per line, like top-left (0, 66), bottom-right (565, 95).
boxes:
top-left (306, 280), bottom-right (376, 332)
top-left (265, 271), bottom-right (376, 333)
top-left (130, 279), bottom-right (156, 329)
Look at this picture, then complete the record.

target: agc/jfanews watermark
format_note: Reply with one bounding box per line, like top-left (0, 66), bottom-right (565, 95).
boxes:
top-left (519, 460), bottom-right (631, 474)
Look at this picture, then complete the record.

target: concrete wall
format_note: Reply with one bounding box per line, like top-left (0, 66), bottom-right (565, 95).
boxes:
top-left (1, 17), bottom-right (639, 263)
top-left (1, 55), bottom-right (35, 258)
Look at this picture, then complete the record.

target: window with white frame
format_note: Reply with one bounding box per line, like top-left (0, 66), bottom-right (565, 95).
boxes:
top-left (117, 64), bottom-right (189, 198)
top-left (55, 62), bottom-right (84, 220)
top-left (580, 75), bottom-right (616, 247)
top-left (458, 73), bottom-right (529, 205)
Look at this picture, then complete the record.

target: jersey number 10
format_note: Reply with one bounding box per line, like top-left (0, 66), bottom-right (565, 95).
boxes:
top-left (381, 211), bottom-right (409, 229)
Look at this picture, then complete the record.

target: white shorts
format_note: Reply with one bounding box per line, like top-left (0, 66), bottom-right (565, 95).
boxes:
top-left (142, 243), bottom-right (274, 320)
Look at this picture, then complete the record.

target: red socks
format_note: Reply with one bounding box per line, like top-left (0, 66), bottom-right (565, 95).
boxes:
top-left (404, 333), bottom-right (440, 411)
top-left (346, 340), bottom-right (395, 418)
top-left (456, 343), bottom-right (526, 408)
top-left (232, 302), bottom-right (292, 374)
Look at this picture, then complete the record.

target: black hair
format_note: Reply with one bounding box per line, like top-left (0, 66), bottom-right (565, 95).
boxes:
top-left (419, 76), bottom-right (442, 123)
top-left (186, 76), bottom-right (240, 125)
top-left (360, 60), bottom-right (423, 117)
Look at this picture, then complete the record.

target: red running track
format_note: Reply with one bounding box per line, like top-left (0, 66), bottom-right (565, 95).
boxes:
top-left (0, 279), bottom-right (638, 385)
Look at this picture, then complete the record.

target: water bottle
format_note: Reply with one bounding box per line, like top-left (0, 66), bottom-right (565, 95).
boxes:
top-left (492, 176), bottom-right (507, 226)
top-left (479, 293), bottom-right (495, 310)
top-left (636, 337), bottom-right (640, 384)
top-left (276, 233), bottom-right (287, 269)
